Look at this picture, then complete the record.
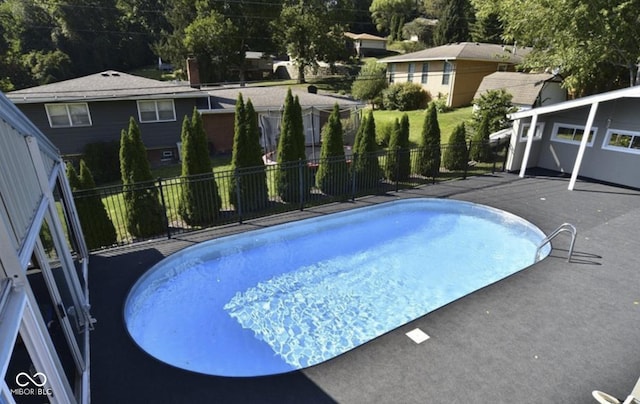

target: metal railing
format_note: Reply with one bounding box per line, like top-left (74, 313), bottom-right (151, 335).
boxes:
top-left (535, 223), bottom-right (577, 262)
top-left (72, 141), bottom-right (507, 250)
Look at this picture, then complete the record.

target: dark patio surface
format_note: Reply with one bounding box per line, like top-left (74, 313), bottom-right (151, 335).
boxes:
top-left (89, 170), bottom-right (640, 404)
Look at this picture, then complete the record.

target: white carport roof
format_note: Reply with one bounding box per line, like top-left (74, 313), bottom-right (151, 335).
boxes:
top-left (508, 85), bottom-right (640, 190)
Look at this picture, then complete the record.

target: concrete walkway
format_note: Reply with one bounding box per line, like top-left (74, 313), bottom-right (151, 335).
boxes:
top-left (89, 171), bottom-right (640, 403)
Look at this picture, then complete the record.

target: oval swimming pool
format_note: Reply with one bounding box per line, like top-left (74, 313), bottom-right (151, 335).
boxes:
top-left (124, 198), bottom-right (550, 377)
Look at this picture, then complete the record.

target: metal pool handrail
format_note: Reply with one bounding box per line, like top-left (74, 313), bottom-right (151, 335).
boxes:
top-left (535, 223), bottom-right (577, 263)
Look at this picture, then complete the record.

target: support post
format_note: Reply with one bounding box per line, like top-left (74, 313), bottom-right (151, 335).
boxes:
top-left (519, 114), bottom-right (538, 178)
top-left (568, 102), bottom-right (599, 191)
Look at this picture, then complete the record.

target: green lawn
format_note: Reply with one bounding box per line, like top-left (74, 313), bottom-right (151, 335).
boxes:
top-left (372, 106), bottom-right (474, 145)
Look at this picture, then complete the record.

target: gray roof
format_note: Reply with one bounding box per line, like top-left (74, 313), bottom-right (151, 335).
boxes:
top-left (7, 70), bottom-right (207, 103)
top-left (474, 72), bottom-right (560, 106)
top-left (204, 86), bottom-right (364, 112)
top-left (378, 42), bottom-right (528, 64)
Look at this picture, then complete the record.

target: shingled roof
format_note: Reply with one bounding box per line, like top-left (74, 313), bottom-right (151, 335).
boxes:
top-left (378, 42), bottom-right (528, 64)
top-left (205, 86), bottom-right (363, 112)
top-left (7, 71), bottom-right (206, 103)
top-left (474, 72), bottom-right (561, 106)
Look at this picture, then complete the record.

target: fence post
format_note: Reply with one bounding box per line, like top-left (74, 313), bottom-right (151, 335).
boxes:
top-left (351, 153), bottom-right (357, 201)
top-left (235, 169), bottom-right (243, 224)
top-left (463, 141), bottom-right (471, 180)
top-left (156, 177), bottom-right (171, 239)
top-left (492, 141), bottom-right (497, 174)
top-left (394, 147), bottom-right (400, 192)
top-left (298, 158), bottom-right (304, 211)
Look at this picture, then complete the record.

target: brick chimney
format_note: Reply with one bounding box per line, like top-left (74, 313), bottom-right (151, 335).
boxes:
top-left (186, 57), bottom-right (201, 88)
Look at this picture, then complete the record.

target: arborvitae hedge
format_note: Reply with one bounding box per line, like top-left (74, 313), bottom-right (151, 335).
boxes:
top-left (385, 113), bottom-right (411, 181)
top-left (229, 95), bottom-right (269, 211)
top-left (418, 103), bottom-right (441, 177)
top-left (316, 103), bottom-right (348, 195)
top-left (82, 140), bottom-right (120, 185)
top-left (119, 117), bottom-right (165, 238)
top-left (67, 160), bottom-right (117, 249)
top-left (469, 113), bottom-right (492, 162)
top-left (276, 89), bottom-right (309, 203)
top-left (179, 109), bottom-right (221, 226)
top-left (352, 110), bottom-right (380, 191)
top-left (443, 122), bottom-right (469, 171)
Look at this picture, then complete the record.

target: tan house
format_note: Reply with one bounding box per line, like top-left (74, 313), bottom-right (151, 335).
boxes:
top-left (378, 42), bottom-right (529, 107)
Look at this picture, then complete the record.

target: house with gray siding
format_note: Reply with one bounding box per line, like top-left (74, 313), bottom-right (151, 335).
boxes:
top-left (506, 85), bottom-right (640, 190)
top-left (7, 71), bottom-right (210, 165)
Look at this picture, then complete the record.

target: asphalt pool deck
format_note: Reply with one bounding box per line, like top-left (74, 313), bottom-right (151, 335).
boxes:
top-left (89, 171), bottom-right (640, 404)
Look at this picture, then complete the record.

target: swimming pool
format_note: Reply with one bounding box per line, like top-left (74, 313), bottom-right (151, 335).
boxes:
top-left (124, 198), bottom-right (550, 377)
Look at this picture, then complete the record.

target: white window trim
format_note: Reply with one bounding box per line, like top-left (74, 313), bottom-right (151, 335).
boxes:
top-left (602, 128), bottom-right (640, 155)
top-left (421, 63), bottom-right (429, 84)
top-left (45, 103), bottom-right (92, 128)
top-left (550, 122), bottom-right (597, 147)
top-left (518, 122), bottom-right (545, 143)
top-left (407, 63), bottom-right (415, 83)
top-left (136, 99), bottom-right (176, 123)
top-left (442, 61), bottom-right (453, 85)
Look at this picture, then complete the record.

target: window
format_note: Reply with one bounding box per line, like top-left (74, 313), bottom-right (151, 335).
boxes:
top-left (421, 63), bottom-right (429, 84)
top-left (388, 64), bottom-right (395, 83)
top-left (137, 100), bottom-right (176, 123)
top-left (407, 63), bottom-right (415, 82)
top-left (551, 123), bottom-right (597, 146)
top-left (45, 103), bottom-right (92, 128)
top-left (602, 129), bottom-right (640, 154)
top-left (442, 61), bottom-right (453, 85)
top-left (518, 122), bottom-right (545, 142)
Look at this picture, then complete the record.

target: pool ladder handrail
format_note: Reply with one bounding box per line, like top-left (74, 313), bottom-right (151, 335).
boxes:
top-left (535, 223), bottom-right (577, 263)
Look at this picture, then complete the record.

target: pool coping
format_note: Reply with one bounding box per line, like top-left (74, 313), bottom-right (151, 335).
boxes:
top-left (88, 171), bottom-right (640, 403)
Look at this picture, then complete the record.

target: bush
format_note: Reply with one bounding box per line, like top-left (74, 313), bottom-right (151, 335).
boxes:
top-left (382, 82), bottom-right (430, 111)
top-left (384, 114), bottom-right (411, 181)
top-left (417, 103), bottom-right (441, 176)
top-left (179, 109), bottom-right (221, 226)
top-left (119, 117), bottom-right (165, 238)
top-left (82, 140), bottom-right (120, 185)
top-left (443, 123), bottom-right (468, 171)
top-left (469, 113), bottom-right (492, 162)
top-left (276, 89), bottom-right (310, 203)
top-left (352, 110), bottom-right (380, 190)
top-left (376, 122), bottom-right (394, 147)
top-left (229, 96), bottom-right (269, 211)
top-left (432, 93), bottom-right (452, 113)
top-left (316, 103), bottom-right (349, 195)
top-left (67, 161), bottom-right (117, 249)
top-left (350, 59), bottom-right (388, 108)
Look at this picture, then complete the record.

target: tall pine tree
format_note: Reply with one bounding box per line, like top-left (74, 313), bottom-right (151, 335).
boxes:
top-left (385, 113), bottom-right (411, 181)
top-left (179, 108), bottom-right (221, 226)
top-left (229, 94), bottom-right (269, 211)
top-left (67, 161), bottom-right (117, 250)
top-left (119, 117), bottom-right (165, 238)
top-left (276, 89), bottom-right (309, 203)
top-left (316, 103), bottom-right (348, 195)
top-left (433, 0), bottom-right (471, 45)
top-left (418, 103), bottom-right (441, 177)
top-left (352, 110), bottom-right (380, 191)
top-left (443, 122), bottom-right (468, 171)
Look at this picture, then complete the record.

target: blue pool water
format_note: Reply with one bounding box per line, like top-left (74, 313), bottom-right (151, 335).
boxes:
top-left (124, 198), bottom-right (550, 377)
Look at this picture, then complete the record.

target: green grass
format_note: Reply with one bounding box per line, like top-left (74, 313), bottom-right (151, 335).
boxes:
top-left (372, 106), bottom-right (474, 145)
top-left (151, 155), bottom-right (233, 179)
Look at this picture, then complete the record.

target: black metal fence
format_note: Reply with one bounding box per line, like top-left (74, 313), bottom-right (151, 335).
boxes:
top-left (75, 141), bottom-right (506, 250)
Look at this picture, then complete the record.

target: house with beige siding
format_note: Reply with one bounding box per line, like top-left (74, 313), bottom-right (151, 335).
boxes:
top-left (344, 32), bottom-right (388, 57)
top-left (378, 42), bottom-right (528, 108)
